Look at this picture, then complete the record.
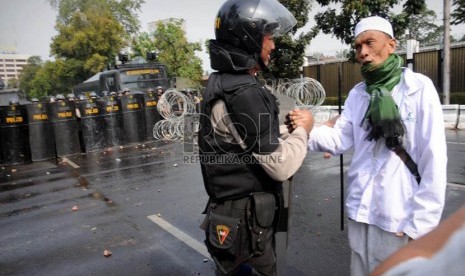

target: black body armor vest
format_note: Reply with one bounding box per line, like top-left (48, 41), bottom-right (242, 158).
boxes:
top-left (199, 72), bottom-right (282, 201)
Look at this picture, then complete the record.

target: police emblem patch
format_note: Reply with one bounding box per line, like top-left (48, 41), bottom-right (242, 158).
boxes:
top-left (216, 225), bottom-right (230, 245)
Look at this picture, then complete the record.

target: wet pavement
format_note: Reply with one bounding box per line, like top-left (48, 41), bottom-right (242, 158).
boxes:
top-left (0, 129), bottom-right (464, 276)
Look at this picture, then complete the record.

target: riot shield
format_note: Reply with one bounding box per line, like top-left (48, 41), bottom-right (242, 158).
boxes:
top-left (47, 100), bottom-right (81, 157)
top-left (0, 104), bottom-right (31, 165)
top-left (99, 95), bottom-right (124, 148)
top-left (274, 93), bottom-right (297, 275)
top-left (120, 92), bottom-right (146, 144)
top-left (27, 102), bottom-right (55, 161)
top-left (143, 90), bottom-right (162, 141)
top-left (77, 98), bottom-right (105, 152)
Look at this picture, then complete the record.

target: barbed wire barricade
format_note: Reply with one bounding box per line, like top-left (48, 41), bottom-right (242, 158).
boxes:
top-left (153, 89), bottom-right (199, 141)
top-left (266, 77), bottom-right (326, 107)
top-left (266, 77), bottom-right (329, 124)
top-left (153, 78), bottom-right (326, 140)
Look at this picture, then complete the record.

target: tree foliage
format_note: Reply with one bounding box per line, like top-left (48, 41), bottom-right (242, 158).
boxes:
top-left (132, 19), bottom-right (204, 86)
top-left (396, 8), bottom-right (442, 49)
top-left (131, 32), bottom-right (155, 58)
top-left (267, 0), bottom-right (313, 79)
top-left (51, 8), bottom-right (125, 75)
top-left (19, 56), bottom-right (43, 98)
top-left (312, 0), bottom-right (426, 58)
top-left (7, 78), bottom-right (19, 89)
top-left (452, 0), bottom-right (465, 25)
top-left (23, 0), bottom-right (138, 97)
top-left (48, 0), bottom-right (143, 36)
top-left (27, 59), bottom-right (87, 99)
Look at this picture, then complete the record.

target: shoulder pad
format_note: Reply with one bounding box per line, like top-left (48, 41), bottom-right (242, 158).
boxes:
top-left (221, 73), bottom-right (256, 94)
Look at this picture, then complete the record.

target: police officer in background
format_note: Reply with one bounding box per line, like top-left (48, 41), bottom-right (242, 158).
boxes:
top-left (56, 94), bottom-right (66, 102)
top-left (199, 0), bottom-right (313, 275)
top-left (155, 86), bottom-right (164, 100)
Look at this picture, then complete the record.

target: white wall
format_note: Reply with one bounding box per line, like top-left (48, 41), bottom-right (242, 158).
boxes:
top-left (315, 105), bottom-right (464, 130)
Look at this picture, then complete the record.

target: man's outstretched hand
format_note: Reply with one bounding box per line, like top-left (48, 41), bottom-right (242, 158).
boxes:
top-left (286, 109), bottom-right (314, 134)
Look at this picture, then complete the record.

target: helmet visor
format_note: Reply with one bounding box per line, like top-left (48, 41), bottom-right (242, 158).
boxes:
top-left (253, 0), bottom-right (297, 37)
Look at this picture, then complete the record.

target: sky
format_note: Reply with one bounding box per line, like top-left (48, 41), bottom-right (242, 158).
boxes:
top-left (1, 0), bottom-right (464, 73)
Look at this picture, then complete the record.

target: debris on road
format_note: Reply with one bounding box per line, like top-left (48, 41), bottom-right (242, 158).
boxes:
top-left (103, 249), bottom-right (112, 257)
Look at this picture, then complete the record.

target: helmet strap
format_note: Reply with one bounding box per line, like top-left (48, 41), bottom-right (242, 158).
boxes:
top-left (257, 54), bottom-right (270, 74)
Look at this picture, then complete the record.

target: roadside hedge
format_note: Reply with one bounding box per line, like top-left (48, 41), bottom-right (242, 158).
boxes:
top-left (449, 93), bottom-right (465, 105)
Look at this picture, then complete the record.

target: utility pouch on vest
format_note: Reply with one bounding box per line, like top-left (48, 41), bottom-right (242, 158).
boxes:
top-left (204, 200), bottom-right (250, 275)
top-left (207, 212), bottom-right (241, 257)
top-left (248, 192), bottom-right (276, 255)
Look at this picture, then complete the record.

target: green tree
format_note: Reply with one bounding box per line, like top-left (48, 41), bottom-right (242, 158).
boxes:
top-left (28, 59), bottom-right (86, 99)
top-left (267, 0), bottom-right (314, 79)
top-left (397, 8), bottom-right (442, 49)
top-left (312, 0), bottom-right (426, 59)
top-left (29, 0), bottom-right (141, 97)
top-left (48, 0), bottom-right (143, 36)
top-left (133, 19), bottom-right (204, 86)
top-left (51, 9), bottom-right (125, 75)
top-left (18, 56), bottom-right (43, 98)
top-left (131, 32), bottom-right (155, 58)
top-left (452, 0), bottom-right (465, 25)
top-left (8, 78), bottom-right (19, 89)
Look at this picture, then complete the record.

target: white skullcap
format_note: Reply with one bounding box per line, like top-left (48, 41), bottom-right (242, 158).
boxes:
top-left (354, 16), bottom-right (394, 38)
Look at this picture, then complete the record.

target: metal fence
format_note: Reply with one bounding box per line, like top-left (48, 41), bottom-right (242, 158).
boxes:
top-left (303, 44), bottom-right (465, 98)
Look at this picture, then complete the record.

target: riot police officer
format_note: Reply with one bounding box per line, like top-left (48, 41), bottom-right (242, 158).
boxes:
top-left (155, 86), bottom-right (164, 100)
top-left (199, 0), bottom-right (314, 275)
top-left (66, 93), bottom-right (76, 101)
top-left (56, 94), bottom-right (66, 102)
top-left (89, 92), bottom-right (98, 99)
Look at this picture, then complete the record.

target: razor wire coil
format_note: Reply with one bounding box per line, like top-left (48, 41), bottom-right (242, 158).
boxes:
top-left (153, 78), bottom-right (325, 141)
top-left (266, 77), bottom-right (326, 107)
top-left (153, 89), bottom-right (198, 141)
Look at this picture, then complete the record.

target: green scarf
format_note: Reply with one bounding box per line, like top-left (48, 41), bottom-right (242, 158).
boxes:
top-left (361, 54), bottom-right (404, 141)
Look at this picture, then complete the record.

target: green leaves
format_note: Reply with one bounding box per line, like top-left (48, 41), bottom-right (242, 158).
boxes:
top-left (19, 56), bottom-right (43, 98)
top-left (132, 19), bottom-right (204, 87)
top-left (48, 0), bottom-right (143, 36)
top-left (396, 8), bottom-right (442, 49)
top-left (452, 0), bottom-right (465, 25)
top-left (267, 0), bottom-right (313, 78)
top-left (51, 9), bottom-right (125, 64)
top-left (313, 0), bottom-right (427, 59)
top-left (22, 0), bottom-right (140, 98)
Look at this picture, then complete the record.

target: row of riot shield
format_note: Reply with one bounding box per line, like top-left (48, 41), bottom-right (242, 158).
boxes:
top-left (0, 91), bottom-right (162, 165)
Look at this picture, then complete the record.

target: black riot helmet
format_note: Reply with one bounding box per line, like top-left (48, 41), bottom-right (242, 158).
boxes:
top-left (56, 94), bottom-right (66, 101)
top-left (214, 0), bottom-right (297, 55)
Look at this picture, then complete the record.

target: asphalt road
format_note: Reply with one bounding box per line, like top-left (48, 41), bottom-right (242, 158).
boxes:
top-left (0, 129), bottom-right (464, 276)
